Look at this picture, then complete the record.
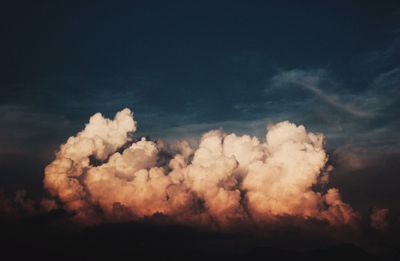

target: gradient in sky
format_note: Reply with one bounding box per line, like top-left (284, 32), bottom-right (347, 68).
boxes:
top-left (0, 1), bottom-right (399, 219)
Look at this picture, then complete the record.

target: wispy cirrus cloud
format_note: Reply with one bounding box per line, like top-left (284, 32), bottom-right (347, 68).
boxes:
top-left (270, 69), bottom-right (380, 119)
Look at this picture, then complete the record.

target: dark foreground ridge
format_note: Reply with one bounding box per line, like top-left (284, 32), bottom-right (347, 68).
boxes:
top-left (0, 210), bottom-right (397, 261)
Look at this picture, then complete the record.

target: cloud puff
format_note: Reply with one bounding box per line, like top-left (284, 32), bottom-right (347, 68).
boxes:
top-left (370, 207), bottom-right (389, 231)
top-left (43, 108), bottom-right (359, 228)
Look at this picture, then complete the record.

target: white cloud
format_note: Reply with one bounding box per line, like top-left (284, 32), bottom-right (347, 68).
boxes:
top-left (44, 108), bottom-right (360, 228)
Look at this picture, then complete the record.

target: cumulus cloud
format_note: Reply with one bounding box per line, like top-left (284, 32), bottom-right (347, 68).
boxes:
top-left (43, 108), bottom-right (360, 228)
top-left (0, 189), bottom-right (47, 218)
top-left (370, 207), bottom-right (389, 231)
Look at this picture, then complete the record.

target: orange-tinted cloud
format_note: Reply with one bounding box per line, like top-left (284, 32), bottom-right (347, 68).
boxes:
top-left (43, 108), bottom-right (360, 228)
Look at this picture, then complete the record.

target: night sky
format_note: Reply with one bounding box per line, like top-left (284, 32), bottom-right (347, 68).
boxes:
top-left (1, 1), bottom-right (400, 257)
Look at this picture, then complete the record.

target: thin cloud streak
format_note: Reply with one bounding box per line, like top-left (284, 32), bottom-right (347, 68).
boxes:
top-left (271, 69), bottom-right (374, 118)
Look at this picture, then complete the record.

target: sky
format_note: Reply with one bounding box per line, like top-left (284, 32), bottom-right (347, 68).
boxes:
top-left (0, 1), bottom-right (400, 219)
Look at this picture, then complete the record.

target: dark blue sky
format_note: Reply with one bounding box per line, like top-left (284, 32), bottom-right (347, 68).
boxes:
top-left (0, 0), bottom-right (399, 210)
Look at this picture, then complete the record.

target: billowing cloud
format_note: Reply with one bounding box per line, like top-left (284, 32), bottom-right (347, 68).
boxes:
top-left (43, 108), bottom-right (359, 228)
